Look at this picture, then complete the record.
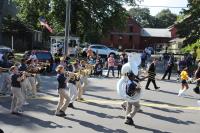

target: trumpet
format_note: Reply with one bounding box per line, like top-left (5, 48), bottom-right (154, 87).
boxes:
top-left (0, 67), bottom-right (10, 73)
top-left (64, 71), bottom-right (81, 81)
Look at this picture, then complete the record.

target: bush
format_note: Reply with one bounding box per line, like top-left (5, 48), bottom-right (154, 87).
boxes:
top-left (181, 39), bottom-right (200, 53)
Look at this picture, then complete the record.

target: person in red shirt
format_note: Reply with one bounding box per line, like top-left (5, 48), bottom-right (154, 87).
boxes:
top-left (106, 54), bottom-right (115, 77)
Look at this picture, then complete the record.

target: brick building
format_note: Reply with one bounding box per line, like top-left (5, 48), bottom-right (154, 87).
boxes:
top-left (102, 17), bottom-right (176, 51)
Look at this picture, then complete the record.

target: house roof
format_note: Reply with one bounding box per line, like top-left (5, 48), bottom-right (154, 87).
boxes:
top-left (141, 28), bottom-right (171, 38)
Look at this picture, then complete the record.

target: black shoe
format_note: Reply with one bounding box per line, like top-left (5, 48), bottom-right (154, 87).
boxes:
top-left (125, 117), bottom-right (134, 125)
top-left (145, 88), bottom-right (150, 90)
top-left (59, 110), bottom-right (66, 116)
top-left (11, 111), bottom-right (22, 115)
top-left (68, 103), bottom-right (75, 109)
top-left (56, 110), bottom-right (66, 117)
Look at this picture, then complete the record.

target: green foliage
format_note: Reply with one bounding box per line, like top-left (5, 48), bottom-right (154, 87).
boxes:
top-left (155, 9), bottom-right (177, 28)
top-left (176, 0), bottom-right (200, 45)
top-left (181, 39), bottom-right (200, 53)
top-left (128, 8), bottom-right (177, 28)
top-left (13, 0), bottom-right (138, 43)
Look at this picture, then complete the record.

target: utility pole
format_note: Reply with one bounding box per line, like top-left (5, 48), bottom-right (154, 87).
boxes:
top-left (64, 0), bottom-right (71, 55)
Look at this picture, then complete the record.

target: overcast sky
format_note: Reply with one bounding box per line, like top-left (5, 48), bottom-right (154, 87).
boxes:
top-left (124, 0), bottom-right (188, 16)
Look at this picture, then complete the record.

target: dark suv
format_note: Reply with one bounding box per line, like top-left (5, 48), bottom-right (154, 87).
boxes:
top-left (23, 50), bottom-right (54, 72)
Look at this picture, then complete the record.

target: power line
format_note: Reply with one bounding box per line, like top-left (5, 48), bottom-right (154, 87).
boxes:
top-left (138, 5), bottom-right (188, 9)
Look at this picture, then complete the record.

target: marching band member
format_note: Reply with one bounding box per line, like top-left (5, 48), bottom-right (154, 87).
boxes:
top-left (27, 59), bottom-right (37, 98)
top-left (77, 60), bottom-right (88, 100)
top-left (124, 71), bottom-right (141, 126)
top-left (10, 66), bottom-right (25, 115)
top-left (55, 65), bottom-right (70, 117)
top-left (18, 59), bottom-right (31, 105)
top-left (0, 63), bottom-right (11, 96)
top-left (34, 59), bottom-right (41, 91)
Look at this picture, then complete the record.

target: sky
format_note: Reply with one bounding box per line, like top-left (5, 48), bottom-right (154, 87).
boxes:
top-left (124, 0), bottom-right (189, 16)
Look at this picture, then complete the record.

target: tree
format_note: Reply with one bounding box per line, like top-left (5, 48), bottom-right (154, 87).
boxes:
top-left (155, 9), bottom-right (177, 28)
top-left (128, 7), bottom-right (156, 27)
top-left (176, 0), bottom-right (200, 45)
top-left (13, 0), bottom-right (139, 43)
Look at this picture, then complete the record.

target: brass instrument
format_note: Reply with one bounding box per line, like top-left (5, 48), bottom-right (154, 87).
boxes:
top-left (64, 71), bottom-right (81, 81)
top-left (0, 67), bottom-right (10, 73)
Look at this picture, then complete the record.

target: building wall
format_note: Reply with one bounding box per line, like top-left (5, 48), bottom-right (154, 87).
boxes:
top-left (102, 18), bottom-right (174, 51)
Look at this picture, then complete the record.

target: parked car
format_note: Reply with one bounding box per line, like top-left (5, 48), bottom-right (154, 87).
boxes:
top-left (83, 44), bottom-right (118, 57)
top-left (23, 50), bottom-right (54, 72)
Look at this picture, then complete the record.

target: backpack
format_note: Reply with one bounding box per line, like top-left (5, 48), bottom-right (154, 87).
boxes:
top-left (126, 81), bottom-right (137, 97)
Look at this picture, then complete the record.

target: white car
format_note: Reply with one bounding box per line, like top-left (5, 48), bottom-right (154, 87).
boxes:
top-left (88, 44), bottom-right (118, 56)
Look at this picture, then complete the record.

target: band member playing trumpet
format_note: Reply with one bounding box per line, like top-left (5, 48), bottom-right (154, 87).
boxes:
top-left (10, 66), bottom-right (25, 115)
top-left (18, 59), bottom-right (32, 105)
top-left (55, 65), bottom-right (70, 117)
top-left (26, 59), bottom-right (38, 98)
top-left (0, 66), bottom-right (11, 96)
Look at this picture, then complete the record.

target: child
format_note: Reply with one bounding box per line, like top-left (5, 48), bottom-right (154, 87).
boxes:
top-left (55, 65), bottom-right (70, 117)
top-left (178, 67), bottom-right (189, 97)
top-left (10, 66), bottom-right (25, 115)
top-left (124, 71), bottom-right (141, 126)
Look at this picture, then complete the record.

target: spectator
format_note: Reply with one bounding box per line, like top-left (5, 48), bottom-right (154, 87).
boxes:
top-left (86, 48), bottom-right (94, 58)
top-left (117, 55), bottom-right (123, 78)
top-left (141, 51), bottom-right (147, 68)
top-left (162, 52), bottom-right (170, 70)
top-left (106, 54), bottom-right (115, 78)
top-left (161, 53), bottom-right (174, 80)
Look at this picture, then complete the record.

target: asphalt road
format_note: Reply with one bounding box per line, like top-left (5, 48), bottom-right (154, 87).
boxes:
top-left (0, 73), bottom-right (200, 133)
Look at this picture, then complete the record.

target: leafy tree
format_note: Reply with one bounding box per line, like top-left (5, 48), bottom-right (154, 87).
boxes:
top-left (128, 7), bottom-right (156, 27)
top-left (13, 0), bottom-right (138, 43)
top-left (155, 9), bottom-right (177, 28)
top-left (176, 0), bottom-right (200, 45)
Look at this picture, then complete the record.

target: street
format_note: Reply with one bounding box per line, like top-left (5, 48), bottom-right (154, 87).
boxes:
top-left (0, 73), bottom-right (200, 133)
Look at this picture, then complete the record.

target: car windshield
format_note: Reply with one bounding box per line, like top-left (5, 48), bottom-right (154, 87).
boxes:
top-left (35, 52), bottom-right (52, 60)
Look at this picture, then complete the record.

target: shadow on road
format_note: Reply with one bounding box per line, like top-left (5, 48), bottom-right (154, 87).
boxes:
top-left (142, 99), bottom-right (187, 108)
top-left (82, 101), bottom-right (122, 110)
top-left (0, 113), bottom-right (64, 129)
top-left (141, 111), bottom-right (195, 125)
top-left (84, 93), bottom-right (121, 101)
top-left (64, 117), bottom-right (128, 133)
top-left (135, 125), bottom-right (171, 133)
top-left (75, 107), bottom-right (123, 120)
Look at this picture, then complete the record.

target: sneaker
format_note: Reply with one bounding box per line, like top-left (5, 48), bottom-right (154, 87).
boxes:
top-left (59, 110), bottom-right (66, 116)
top-left (145, 88), bottom-right (151, 90)
top-left (125, 117), bottom-right (134, 126)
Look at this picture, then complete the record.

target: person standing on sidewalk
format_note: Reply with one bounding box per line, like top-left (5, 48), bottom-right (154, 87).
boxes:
top-left (106, 54), bottom-right (115, 78)
top-left (162, 53), bottom-right (175, 80)
top-left (145, 58), bottom-right (160, 90)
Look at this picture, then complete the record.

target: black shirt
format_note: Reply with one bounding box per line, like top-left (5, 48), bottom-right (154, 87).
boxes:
top-left (11, 74), bottom-right (21, 88)
top-left (57, 73), bottom-right (66, 89)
